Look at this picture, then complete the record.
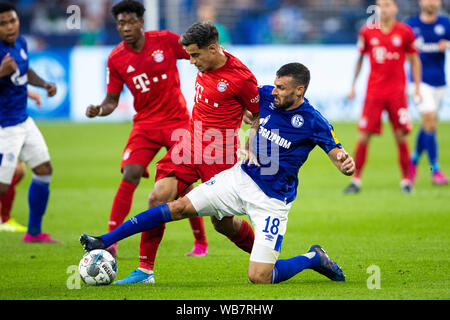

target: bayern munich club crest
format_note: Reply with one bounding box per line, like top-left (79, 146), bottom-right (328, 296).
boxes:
top-left (217, 79), bottom-right (229, 92)
top-left (152, 50), bottom-right (164, 63)
top-left (291, 114), bottom-right (304, 128)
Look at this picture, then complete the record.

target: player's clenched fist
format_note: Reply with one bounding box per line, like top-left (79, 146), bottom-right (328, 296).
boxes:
top-left (86, 105), bottom-right (102, 118)
top-left (0, 53), bottom-right (17, 76)
top-left (337, 150), bottom-right (355, 176)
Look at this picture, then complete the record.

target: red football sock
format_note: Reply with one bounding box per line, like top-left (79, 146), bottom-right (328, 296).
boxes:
top-left (108, 180), bottom-right (137, 232)
top-left (188, 217), bottom-right (208, 246)
top-left (353, 141), bottom-right (368, 179)
top-left (228, 220), bottom-right (254, 254)
top-left (0, 174), bottom-right (19, 223)
top-left (397, 141), bottom-right (411, 180)
top-left (139, 224), bottom-right (166, 271)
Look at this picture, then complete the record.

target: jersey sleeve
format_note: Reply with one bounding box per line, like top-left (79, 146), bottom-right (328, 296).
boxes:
top-left (237, 78), bottom-right (260, 114)
top-left (106, 56), bottom-right (123, 93)
top-left (357, 27), bottom-right (368, 54)
top-left (166, 31), bottom-right (190, 60)
top-left (446, 18), bottom-right (450, 40)
top-left (311, 114), bottom-right (342, 154)
top-left (404, 25), bottom-right (418, 54)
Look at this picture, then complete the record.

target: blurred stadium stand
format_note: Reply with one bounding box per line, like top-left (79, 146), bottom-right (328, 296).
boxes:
top-left (9, 0), bottom-right (450, 49)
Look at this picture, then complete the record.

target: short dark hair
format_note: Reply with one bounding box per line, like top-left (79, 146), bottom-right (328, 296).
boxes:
top-left (276, 63), bottom-right (310, 90)
top-left (112, 0), bottom-right (145, 19)
top-left (179, 22), bottom-right (219, 48)
top-left (0, 2), bottom-right (16, 15)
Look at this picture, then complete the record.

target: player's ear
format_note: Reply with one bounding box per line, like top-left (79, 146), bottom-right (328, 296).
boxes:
top-left (208, 42), bottom-right (219, 54)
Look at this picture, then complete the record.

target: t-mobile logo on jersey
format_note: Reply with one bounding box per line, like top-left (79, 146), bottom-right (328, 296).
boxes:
top-left (133, 73), bottom-right (151, 93)
top-left (372, 47), bottom-right (400, 64)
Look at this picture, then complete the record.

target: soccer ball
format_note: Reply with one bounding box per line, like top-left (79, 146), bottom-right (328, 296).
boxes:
top-left (78, 249), bottom-right (117, 286)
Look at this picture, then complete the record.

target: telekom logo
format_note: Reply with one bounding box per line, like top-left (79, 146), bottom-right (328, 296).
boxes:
top-left (133, 73), bottom-right (151, 93)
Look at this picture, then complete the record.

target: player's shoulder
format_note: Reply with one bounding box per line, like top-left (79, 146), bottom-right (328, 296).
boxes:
top-left (145, 29), bottom-right (176, 39)
top-left (396, 21), bottom-right (415, 34)
top-left (301, 99), bottom-right (332, 129)
top-left (224, 52), bottom-right (256, 81)
top-left (437, 15), bottom-right (450, 26)
top-left (108, 41), bottom-right (127, 61)
top-left (404, 15), bottom-right (420, 27)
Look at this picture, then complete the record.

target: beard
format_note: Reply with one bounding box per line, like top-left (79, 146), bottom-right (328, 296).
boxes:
top-left (273, 95), bottom-right (297, 110)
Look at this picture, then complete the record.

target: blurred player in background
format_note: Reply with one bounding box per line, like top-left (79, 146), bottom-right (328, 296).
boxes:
top-left (80, 62), bottom-right (356, 285)
top-left (85, 0), bottom-right (209, 259)
top-left (0, 2), bottom-right (58, 242)
top-left (113, 21), bottom-right (260, 284)
top-left (344, 0), bottom-right (422, 194)
top-left (0, 91), bottom-right (40, 232)
top-left (406, 0), bottom-right (449, 186)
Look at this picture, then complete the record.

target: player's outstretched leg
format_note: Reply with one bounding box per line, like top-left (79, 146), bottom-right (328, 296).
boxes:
top-left (307, 245), bottom-right (345, 281)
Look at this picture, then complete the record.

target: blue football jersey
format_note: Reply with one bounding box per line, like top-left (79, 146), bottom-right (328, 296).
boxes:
top-left (241, 85), bottom-right (342, 203)
top-left (406, 15), bottom-right (450, 87)
top-left (0, 36), bottom-right (29, 128)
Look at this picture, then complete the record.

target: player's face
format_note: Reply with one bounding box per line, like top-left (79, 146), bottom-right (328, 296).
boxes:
top-left (184, 43), bottom-right (219, 72)
top-left (419, 0), bottom-right (441, 14)
top-left (376, 0), bottom-right (398, 22)
top-left (0, 10), bottom-right (20, 45)
top-left (272, 76), bottom-right (305, 110)
top-left (116, 12), bottom-right (144, 46)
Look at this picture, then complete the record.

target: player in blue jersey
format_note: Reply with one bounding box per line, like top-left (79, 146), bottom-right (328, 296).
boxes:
top-left (406, 0), bottom-right (450, 186)
top-left (0, 2), bottom-right (59, 243)
top-left (80, 63), bottom-right (355, 284)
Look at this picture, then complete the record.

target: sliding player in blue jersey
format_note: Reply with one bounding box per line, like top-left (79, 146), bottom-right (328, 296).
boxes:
top-left (406, 0), bottom-right (450, 185)
top-left (80, 63), bottom-right (355, 284)
top-left (0, 2), bottom-right (59, 242)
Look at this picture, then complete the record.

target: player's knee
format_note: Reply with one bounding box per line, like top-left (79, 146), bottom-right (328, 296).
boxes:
top-left (168, 198), bottom-right (190, 220)
top-left (32, 162), bottom-right (52, 176)
top-left (122, 165), bottom-right (144, 185)
top-left (0, 183), bottom-right (10, 196)
top-left (248, 269), bottom-right (271, 284)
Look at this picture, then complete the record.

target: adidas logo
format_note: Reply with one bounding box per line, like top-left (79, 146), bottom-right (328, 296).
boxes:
top-left (127, 65), bottom-right (135, 73)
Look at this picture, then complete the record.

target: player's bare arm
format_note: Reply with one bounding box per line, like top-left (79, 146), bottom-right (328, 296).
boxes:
top-left (0, 52), bottom-right (17, 77)
top-left (328, 147), bottom-right (355, 176)
top-left (437, 39), bottom-right (450, 51)
top-left (408, 53), bottom-right (422, 102)
top-left (347, 52), bottom-right (364, 101)
top-left (27, 68), bottom-right (56, 97)
top-left (244, 112), bottom-right (260, 166)
top-left (86, 92), bottom-right (121, 118)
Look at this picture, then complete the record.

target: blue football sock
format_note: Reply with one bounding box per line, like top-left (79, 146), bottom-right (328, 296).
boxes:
top-left (271, 252), bottom-right (320, 284)
top-left (27, 175), bottom-right (51, 235)
top-left (422, 130), bottom-right (440, 173)
top-left (100, 204), bottom-right (172, 248)
top-left (412, 128), bottom-right (426, 165)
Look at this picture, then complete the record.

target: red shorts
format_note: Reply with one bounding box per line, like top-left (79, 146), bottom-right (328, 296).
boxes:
top-left (155, 143), bottom-right (237, 196)
top-left (121, 120), bottom-right (189, 178)
top-left (358, 94), bottom-right (412, 135)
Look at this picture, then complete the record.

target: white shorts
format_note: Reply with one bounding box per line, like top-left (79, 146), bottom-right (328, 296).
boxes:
top-left (0, 117), bottom-right (50, 184)
top-left (186, 161), bottom-right (291, 264)
top-left (410, 83), bottom-right (446, 114)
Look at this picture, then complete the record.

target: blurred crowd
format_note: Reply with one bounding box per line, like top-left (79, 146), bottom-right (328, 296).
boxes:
top-left (8, 0), bottom-right (450, 49)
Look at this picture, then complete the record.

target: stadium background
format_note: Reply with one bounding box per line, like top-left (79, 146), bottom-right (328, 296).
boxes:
top-left (12, 0), bottom-right (450, 123)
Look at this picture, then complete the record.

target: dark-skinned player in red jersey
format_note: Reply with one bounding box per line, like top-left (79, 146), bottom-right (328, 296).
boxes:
top-left (114, 21), bottom-right (260, 284)
top-left (85, 1), bottom-right (209, 272)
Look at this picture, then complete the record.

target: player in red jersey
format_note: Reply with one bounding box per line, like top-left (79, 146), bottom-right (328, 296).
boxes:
top-left (85, 0), bottom-right (208, 258)
top-left (344, 0), bottom-right (422, 194)
top-left (114, 21), bottom-right (260, 284)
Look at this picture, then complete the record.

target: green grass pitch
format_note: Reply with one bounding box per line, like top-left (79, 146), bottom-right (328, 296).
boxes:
top-left (0, 121), bottom-right (449, 300)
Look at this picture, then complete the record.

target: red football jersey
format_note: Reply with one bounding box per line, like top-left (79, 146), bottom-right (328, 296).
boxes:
top-left (358, 22), bottom-right (418, 97)
top-left (181, 51), bottom-right (259, 163)
top-left (107, 30), bottom-right (190, 128)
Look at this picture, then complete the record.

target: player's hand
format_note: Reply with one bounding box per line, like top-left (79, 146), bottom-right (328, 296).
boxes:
top-left (0, 53), bottom-right (18, 76)
top-left (86, 105), bottom-right (102, 118)
top-left (336, 150), bottom-right (355, 176)
top-left (437, 39), bottom-right (449, 52)
top-left (243, 110), bottom-right (255, 125)
top-left (28, 91), bottom-right (42, 107)
top-left (413, 86), bottom-right (422, 105)
top-left (44, 82), bottom-right (57, 97)
top-left (347, 87), bottom-right (356, 101)
top-left (244, 150), bottom-right (260, 167)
